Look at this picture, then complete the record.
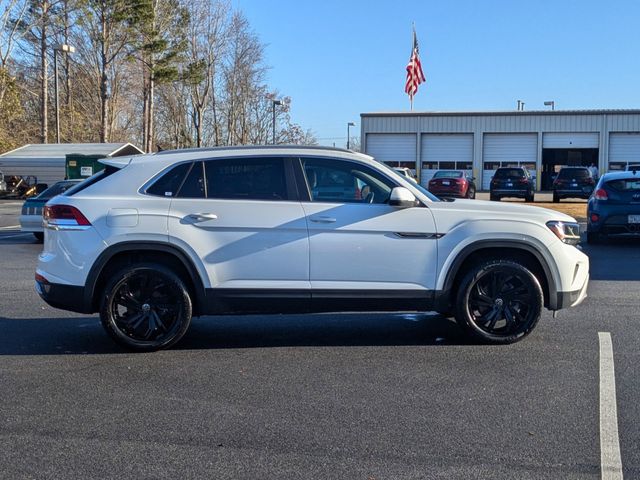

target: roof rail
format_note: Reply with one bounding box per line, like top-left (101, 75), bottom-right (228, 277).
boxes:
top-left (155, 144), bottom-right (354, 155)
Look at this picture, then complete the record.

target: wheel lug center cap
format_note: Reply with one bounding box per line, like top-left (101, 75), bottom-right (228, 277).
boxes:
top-left (142, 303), bottom-right (151, 313)
top-left (494, 298), bottom-right (504, 307)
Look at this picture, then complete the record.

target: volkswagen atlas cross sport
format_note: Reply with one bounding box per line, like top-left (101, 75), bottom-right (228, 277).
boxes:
top-left (36, 146), bottom-right (589, 351)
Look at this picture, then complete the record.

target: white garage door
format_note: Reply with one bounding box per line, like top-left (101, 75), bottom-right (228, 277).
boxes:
top-left (543, 133), bottom-right (599, 149)
top-left (483, 133), bottom-right (538, 190)
top-left (365, 134), bottom-right (416, 167)
top-left (420, 134), bottom-right (473, 186)
top-left (608, 133), bottom-right (640, 171)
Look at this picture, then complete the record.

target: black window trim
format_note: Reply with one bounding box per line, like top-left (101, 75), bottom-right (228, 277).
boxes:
top-left (142, 155), bottom-right (299, 201)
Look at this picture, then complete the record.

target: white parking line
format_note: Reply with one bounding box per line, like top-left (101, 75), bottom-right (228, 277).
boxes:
top-left (599, 332), bottom-right (623, 480)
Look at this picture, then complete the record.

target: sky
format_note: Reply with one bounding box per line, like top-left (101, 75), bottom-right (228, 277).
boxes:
top-left (234, 0), bottom-right (640, 146)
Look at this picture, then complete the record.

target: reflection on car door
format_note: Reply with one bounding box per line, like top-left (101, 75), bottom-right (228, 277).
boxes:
top-left (299, 157), bottom-right (438, 309)
top-left (167, 158), bottom-right (310, 309)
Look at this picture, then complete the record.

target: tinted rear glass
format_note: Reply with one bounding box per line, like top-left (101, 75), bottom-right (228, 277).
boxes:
top-left (147, 162), bottom-right (192, 197)
top-left (205, 157), bottom-right (288, 200)
top-left (64, 166), bottom-right (119, 196)
top-left (433, 171), bottom-right (462, 179)
top-left (494, 168), bottom-right (525, 179)
top-left (37, 181), bottom-right (79, 199)
top-left (177, 161), bottom-right (206, 198)
top-left (558, 168), bottom-right (590, 179)
top-left (606, 178), bottom-right (640, 191)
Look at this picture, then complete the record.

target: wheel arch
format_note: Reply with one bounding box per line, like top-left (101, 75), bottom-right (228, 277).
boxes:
top-left (85, 242), bottom-right (206, 315)
top-left (439, 240), bottom-right (559, 311)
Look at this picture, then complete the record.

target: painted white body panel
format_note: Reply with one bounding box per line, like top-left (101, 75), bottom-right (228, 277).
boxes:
top-left (302, 202), bottom-right (437, 290)
top-left (168, 198), bottom-right (310, 289)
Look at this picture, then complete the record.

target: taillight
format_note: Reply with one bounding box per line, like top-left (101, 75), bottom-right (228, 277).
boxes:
top-left (587, 177), bottom-right (595, 185)
top-left (590, 213), bottom-right (600, 222)
top-left (43, 205), bottom-right (91, 227)
top-left (518, 178), bottom-right (529, 184)
top-left (593, 188), bottom-right (608, 201)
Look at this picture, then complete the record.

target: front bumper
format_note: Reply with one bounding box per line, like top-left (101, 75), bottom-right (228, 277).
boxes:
top-left (555, 274), bottom-right (589, 309)
top-left (35, 279), bottom-right (91, 313)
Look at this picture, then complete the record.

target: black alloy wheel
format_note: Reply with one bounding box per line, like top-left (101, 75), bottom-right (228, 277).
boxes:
top-left (455, 260), bottom-right (543, 344)
top-left (100, 264), bottom-right (192, 351)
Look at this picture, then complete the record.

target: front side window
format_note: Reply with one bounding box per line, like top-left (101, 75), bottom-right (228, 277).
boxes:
top-left (302, 158), bottom-right (395, 204)
top-left (205, 157), bottom-right (288, 201)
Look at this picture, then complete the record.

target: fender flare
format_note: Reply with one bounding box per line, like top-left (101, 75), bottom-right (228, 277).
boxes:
top-left (84, 241), bottom-right (206, 313)
top-left (440, 239), bottom-right (559, 310)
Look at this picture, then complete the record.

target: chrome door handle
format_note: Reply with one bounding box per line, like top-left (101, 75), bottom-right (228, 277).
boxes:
top-left (310, 216), bottom-right (336, 223)
top-left (187, 213), bottom-right (218, 222)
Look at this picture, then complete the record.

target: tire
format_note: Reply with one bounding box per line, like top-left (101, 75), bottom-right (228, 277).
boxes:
top-left (466, 186), bottom-right (476, 199)
top-left (490, 194), bottom-right (499, 201)
top-left (552, 193), bottom-right (560, 203)
top-left (525, 193), bottom-right (534, 203)
top-left (586, 231), bottom-right (601, 244)
top-left (454, 260), bottom-right (543, 344)
top-left (33, 232), bottom-right (44, 242)
top-left (100, 263), bottom-right (192, 351)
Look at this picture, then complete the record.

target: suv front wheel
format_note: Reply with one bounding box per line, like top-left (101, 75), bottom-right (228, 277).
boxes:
top-left (100, 263), bottom-right (192, 351)
top-left (454, 259), bottom-right (543, 344)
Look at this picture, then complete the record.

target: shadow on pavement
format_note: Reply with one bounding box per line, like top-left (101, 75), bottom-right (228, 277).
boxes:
top-left (0, 312), bottom-right (470, 355)
top-left (582, 238), bottom-right (640, 281)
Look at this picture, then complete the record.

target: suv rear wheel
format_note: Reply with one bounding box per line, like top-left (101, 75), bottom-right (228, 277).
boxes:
top-left (454, 260), bottom-right (543, 344)
top-left (100, 263), bottom-right (192, 351)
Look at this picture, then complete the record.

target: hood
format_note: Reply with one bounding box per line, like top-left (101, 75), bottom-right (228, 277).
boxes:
top-left (429, 198), bottom-right (577, 225)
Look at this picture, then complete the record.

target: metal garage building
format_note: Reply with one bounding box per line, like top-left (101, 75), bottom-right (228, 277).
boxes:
top-left (360, 110), bottom-right (640, 190)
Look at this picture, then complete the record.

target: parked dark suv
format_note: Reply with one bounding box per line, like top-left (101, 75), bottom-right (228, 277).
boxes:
top-left (552, 167), bottom-right (595, 203)
top-left (489, 167), bottom-right (535, 202)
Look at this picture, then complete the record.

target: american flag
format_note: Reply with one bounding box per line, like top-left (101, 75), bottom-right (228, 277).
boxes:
top-left (405, 28), bottom-right (426, 101)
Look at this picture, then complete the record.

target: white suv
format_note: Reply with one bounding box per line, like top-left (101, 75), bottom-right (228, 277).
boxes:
top-left (36, 146), bottom-right (589, 351)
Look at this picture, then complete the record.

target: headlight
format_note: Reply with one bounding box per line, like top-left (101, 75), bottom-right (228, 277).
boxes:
top-left (547, 221), bottom-right (581, 246)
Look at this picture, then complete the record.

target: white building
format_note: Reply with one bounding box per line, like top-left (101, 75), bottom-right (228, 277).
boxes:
top-left (360, 110), bottom-right (640, 190)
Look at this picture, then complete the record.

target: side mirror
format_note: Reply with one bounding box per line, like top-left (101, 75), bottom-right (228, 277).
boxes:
top-left (389, 187), bottom-right (418, 208)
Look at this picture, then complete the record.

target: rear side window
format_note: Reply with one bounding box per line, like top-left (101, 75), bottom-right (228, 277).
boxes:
top-left (177, 161), bottom-right (206, 198)
top-left (205, 157), bottom-right (288, 201)
top-left (607, 178), bottom-right (640, 191)
top-left (147, 162), bottom-right (192, 197)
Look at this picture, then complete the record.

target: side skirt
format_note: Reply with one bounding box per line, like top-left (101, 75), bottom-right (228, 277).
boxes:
top-left (202, 289), bottom-right (438, 315)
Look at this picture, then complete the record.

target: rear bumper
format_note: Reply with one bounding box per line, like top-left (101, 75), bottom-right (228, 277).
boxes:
top-left (491, 189), bottom-right (529, 197)
top-left (19, 214), bottom-right (43, 232)
top-left (430, 189), bottom-right (465, 197)
top-left (554, 189), bottom-right (592, 198)
top-left (35, 280), bottom-right (91, 314)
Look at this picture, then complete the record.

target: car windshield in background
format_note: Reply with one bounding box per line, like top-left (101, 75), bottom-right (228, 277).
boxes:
top-left (433, 171), bottom-right (462, 179)
top-left (494, 168), bottom-right (524, 179)
top-left (37, 181), bottom-right (78, 199)
top-left (377, 161), bottom-right (440, 201)
top-left (558, 168), bottom-right (590, 179)
top-left (606, 178), bottom-right (640, 191)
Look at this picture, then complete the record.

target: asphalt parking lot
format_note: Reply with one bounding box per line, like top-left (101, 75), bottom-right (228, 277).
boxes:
top-left (1, 200), bottom-right (638, 479)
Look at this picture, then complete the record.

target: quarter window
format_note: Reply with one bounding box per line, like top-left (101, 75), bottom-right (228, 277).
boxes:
top-left (302, 158), bottom-right (395, 204)
top-left (205, 157), bottom-right (288, 201)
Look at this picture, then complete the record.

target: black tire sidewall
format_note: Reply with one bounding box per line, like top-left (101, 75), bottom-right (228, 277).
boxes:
top-left (100, 263), bottom-right (192, 351)
top-left (454, 260), bottom-right (543, 344)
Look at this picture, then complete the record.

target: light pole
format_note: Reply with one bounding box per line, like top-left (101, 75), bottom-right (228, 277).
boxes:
top-left (347, 122), bottom-right (355, 149)
top-left (272, 99), bottom-right (282, 144)
top-left (544, 100), bottom-right (555, 111)
top-left (53, 44), bottom-right (75, 143)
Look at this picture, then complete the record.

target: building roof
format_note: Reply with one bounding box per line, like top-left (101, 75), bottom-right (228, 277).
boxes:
top-left (0, 142), bottom-right (143, 158)
top-left (361, 109), bottom-right (640, 118)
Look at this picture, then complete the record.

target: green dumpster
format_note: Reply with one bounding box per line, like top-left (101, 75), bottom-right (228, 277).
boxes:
top-left (65, 154), bottom-right (106, 180)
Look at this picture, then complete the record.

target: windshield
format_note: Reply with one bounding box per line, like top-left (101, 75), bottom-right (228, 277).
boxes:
top-left (434, 170), bottom-right (463, 179)
top-left (377, 161), bottom-right (440, 201)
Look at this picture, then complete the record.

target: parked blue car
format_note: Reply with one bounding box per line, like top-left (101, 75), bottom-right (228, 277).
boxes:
top-left (587, 169), bottom-right (640, 243)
